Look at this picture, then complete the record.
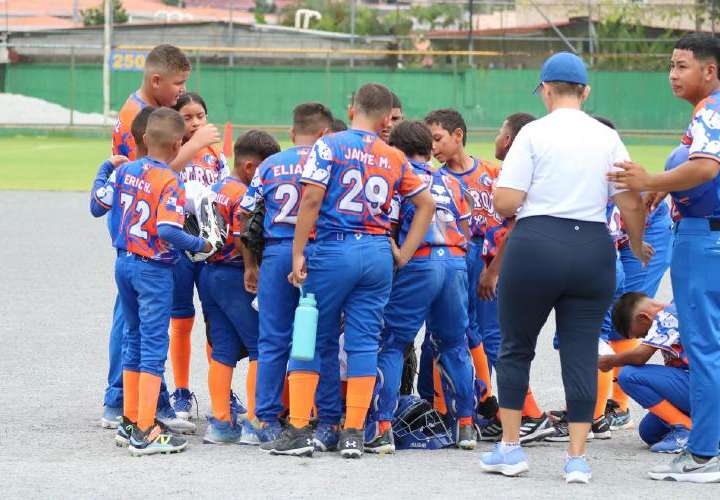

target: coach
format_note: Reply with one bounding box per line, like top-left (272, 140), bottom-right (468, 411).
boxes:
top-left (480, 52), bottom-right (650, 484)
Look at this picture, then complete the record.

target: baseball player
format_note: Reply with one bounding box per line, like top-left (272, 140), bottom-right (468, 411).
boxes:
top-left (261, 83), bottom-right (434, 459)
top-left (601, 292), bottom-right (690, 454)
top-left (238, 103), bottom-right (344, 449)
top-left (96, 108), bottom-right (216, 455)
top-left (367, 120), bottom-right (476, 453)
top-left (199, 130), bottom-right (280, 445)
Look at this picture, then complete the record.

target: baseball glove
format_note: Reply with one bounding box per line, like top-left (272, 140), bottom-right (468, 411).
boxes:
top-left (240, 198), bottom-right (265, 261)
top-left (400, 344), bottom-right (418, 396)
top-left (184, 195), bottom-right (227, 262)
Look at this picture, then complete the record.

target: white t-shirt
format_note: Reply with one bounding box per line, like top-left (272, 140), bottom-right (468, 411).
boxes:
top-left (497, 108), bottom-right (629, 222)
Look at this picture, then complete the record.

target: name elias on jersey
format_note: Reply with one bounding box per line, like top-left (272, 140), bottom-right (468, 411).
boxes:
top-left (343, 148), bottom-right (391, 169)
top-left (273, 163), bottom-right (304, 177)
top-left (123, 174), bottom-right (152, 194)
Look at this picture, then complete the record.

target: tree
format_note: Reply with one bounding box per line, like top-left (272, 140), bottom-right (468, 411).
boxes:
top-left (82, 0), bottom-right (129, 27)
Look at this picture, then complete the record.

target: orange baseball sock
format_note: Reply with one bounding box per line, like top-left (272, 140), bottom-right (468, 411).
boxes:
top-left (246, 359), bottom-right (258, 422)
top-left (432, 362), bottom-right (448, 415)
top-left (281, 375), bottom-right (290, 412)
top-left (609, 339), bottom-right (640, 412)
top-left (522, 387), bottom-right (543, 419)
top-left (169, 316), bottom-right (194, 389)
top-left (378, 420), bottom-right (392, 433)
top-left (594, 369), bottom-right (613, 420)
top-left (470, 344), bottom-right (493, 400)
top-left (205, 343), bottom-right (213, 366)
top-left (122, 370), bottom-right (140, 422)
top-left (459, 416), bottom-right (473, 427)
top-left (344, 376), bottom-right (376, 430)
top-left (208, 360), bottom-right (234, 422)
top-left (137, 372), bottom-right (162, 432)
top-left (649, 400), bottom-right (692, 429)
top-left (288, 371), bottom-right (319, 428)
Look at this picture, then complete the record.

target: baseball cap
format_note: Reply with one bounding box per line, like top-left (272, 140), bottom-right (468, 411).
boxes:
top-left (534, 52), bottom-right (588, 94)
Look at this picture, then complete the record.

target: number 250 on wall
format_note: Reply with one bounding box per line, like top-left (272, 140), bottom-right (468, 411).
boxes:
top-left (109, 50), bottom-right (147, 72)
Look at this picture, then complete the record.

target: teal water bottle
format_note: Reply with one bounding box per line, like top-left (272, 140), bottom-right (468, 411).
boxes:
top-left (290, 288), bottom-right (318, 361)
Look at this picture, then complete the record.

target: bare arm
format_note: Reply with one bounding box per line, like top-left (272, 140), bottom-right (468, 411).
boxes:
top-left (613, 190), bottom-right (653, 266)
top-left (493, 187), bottom-right (526, 219)
top-left (394, 189), bottom-right (435, 267)
top-left (290, 184), bottom-right (324, 286)
top-left (598, 343), bottom-right (657, 372)
top-left (169, 124), bottom-right (221, 170)
top-left (609, 158), bottom-right (720, 193)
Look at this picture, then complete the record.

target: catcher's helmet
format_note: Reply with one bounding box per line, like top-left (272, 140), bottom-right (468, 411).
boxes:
top-left (392, 395), bottom-right (453, 450)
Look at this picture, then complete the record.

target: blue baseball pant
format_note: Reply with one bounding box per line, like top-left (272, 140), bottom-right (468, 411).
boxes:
top-left (198, 263), bottom-right (258, 367)
top-left (466, 240), bottom-right (500, 367)
top-left (670, 217), bottom-right (720, 457)
top-left (374, 249), bottom-right (475, 422)
top-left (115, 253), bottom-right (174, 377)
top-left (171, 253), bottom-right (203, 319)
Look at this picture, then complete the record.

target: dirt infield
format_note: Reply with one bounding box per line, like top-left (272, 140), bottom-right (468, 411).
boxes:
top-left (0, 191), bottom-right (707, 499)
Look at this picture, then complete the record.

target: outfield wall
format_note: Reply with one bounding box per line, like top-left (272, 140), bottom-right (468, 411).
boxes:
top-left (5, 63), bottom-right (691, 132)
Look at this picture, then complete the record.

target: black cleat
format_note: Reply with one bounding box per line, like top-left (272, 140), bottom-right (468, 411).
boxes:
top-left (519, 415), bottom-right (555, 444)
top-left (365, 427), bottom-right (395, 454)
top-left (590, 415), bottom-right (612, 440)
top-left (115, 416), bottom-right (136, 448)
top-left (128, 423), bottom-right (188, 456)
top-left (260, 424), bottom-right (314, 457)
top-left (339, 428), bottom-right (365, 459)
top-left (479, 417), bottom-right (503, 442)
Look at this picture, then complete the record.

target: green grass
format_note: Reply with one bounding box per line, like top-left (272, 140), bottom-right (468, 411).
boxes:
top-left (0, 135), bottom-right (673, 191)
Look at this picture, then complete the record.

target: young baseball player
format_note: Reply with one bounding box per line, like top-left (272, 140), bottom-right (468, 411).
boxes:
top-left (602, 292), bottom-right (690, 454)
top-left (261, 83), bottom-right (434, 458)
top-left (379, 92), bottom-right (404, 143)
top-left (238, 103), bottom-right (339, 447)
top-left (169, 92), bottom-right (230, 420)
top-left (367, 120), bottom-right (476, 453)
top-left (199, 130), bottom-right (280, 444)
top-left (97, 108), bottom-right (216, 455)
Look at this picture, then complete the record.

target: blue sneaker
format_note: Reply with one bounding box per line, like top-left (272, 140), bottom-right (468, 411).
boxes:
top-left (480, 443), bottom-right (529, 477)
top-left (240, 419), bottom-right (282, 445)
top-left (101, 406), bottom-right (122, 429)
top-left (203, 416), bottom-right (243, 444)
top-left (171, 388), bottom-right (196, 420)
top-left (650, 426), bottom-right (689, 454)
top-left (156, 405), bottom-right (197, 435)
top-left (313, 423), bottom-right (340, 452)
top-left (230, 391), bottom-right (248, 423)
top-left (565, 456), bottom-right (592, 484)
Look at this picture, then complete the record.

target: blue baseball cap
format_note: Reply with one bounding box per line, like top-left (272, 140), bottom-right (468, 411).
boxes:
top-left (534, 52), bottom-right (588, 93)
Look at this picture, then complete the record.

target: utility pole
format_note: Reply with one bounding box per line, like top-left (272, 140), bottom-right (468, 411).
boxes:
top-left (103, 0), bottom-right (112, 126)
top-left (350, 0), bottom-right (356, 69)
top-left (468, 0), bottom-right (474, 67)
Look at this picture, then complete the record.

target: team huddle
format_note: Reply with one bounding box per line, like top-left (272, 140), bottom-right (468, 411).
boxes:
top-left (89, 37), bottom-right (720, 483)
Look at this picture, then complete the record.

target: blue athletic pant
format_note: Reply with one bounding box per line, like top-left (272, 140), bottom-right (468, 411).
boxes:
top-left (620, 216), bottom-right (673, 299)
top-left (254, 240), bottom-right (342, 425)
top-left (374, 250), bottom-right (474, 421)
top-left (466, 241), bottom-right (500, 367)
top-left (617, 364), bottom-right (690, 445)
top-left (171, 253), bottom-right (202, 319)
top-left (417, 332), bottom-right (433, 403)
top-left (115, 253), bottom-right (174, 377)
top-left (104, 292), bottom-right (170, 409)
top-left (288, 235), bottom-right (393, 381)
top-left (198, 263), bottom-right (258, 367)
top-left (670, 217), bottom-right (720, 457)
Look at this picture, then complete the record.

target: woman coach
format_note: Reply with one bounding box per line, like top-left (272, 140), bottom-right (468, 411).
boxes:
top-left (479, 52), bottom-right (652, 484)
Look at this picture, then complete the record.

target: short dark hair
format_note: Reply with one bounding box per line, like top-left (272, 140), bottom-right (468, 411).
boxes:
top-left (389, 120), bottom-right (432, 158)
top-left (131, 106), bottom-right (156, 149)
top-left (611, 291), bottom-right (649, 339)
top-left (391, 92), bottom-right (402, 110)
top-left (594, 116), bottom-right (616, 130)
top-left (545, 81), bottom-right (585, 97)
top-left (146, 108), bottom-right (185, 149)
top-left (173, 92), bottom-right (207, 114)
top-left (353, 83), bottom-right (393, 118)
top-left (424, 108), bottom-right (468, 146)
top-left (293, 102), bottom-right (333, 135)
top-left (233, 129), bottom-right (281, 161)
top-left (504, 113), bottom-right (536, 139)
top-left (331, 118), bottom-right (347, 132)
top-left (675, 32), bottom-right (720, 72)
top-left (145, 44), bottom-right (191, 75)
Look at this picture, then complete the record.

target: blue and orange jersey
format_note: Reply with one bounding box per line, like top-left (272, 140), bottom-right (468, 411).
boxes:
top-left (481, 220), bottom-right (511, 264)
top-left (207, 176), bottom-right (246, 266)
top-left (180, 144), bottom-right (229, 187)
top-left (239, 145), bottom-right (309, 240)
top-left (642, 302), bottom-right (688, 369)
top-left (440, 158), bottom-right (502, 240)
top-left (112, 92), bottom-right (146, 160)
top-left (301, 129), bottom-right (426, 238)
top-left (98, 157), bottom-right (187, 263)
top-left (392, 160), bottom-right (469, 257)
top-left (615, 200), bottom-right (671, 248)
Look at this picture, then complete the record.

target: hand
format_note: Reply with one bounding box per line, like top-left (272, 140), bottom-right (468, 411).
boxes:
top-left (288, 254), bottom-right (307, 287)
top-left (244, 265), bottom-right (258, 294)
top-left (608, 161), bottom-right (653, 192)
top-left (598, 355), bottom-right (614, 372)
top-left (477, 268), bottom-right (499, 301)
top-left (389, 239), bottom-right (405, 267)
top-left (188, 124), bottom-right (220, 149)
top-left (630, 240), bottom-right (655, 267)
top-left (202, 240), bottom-right (213, 253)
top-left (643, 191), bottom-right (668, 213)
top-left (109, 155), bottom-right (129, 168)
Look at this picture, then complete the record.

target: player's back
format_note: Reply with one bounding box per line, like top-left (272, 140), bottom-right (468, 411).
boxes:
top-left (302, 129), bottom-right (423, 238)
top-left (112, 157), bottom-right (185, 263)
top-left (247, 145), bottom-right (310, 240)
top-left (208, 176), bottom-right (246, 265)
top-left (112, 92), bottom-right (146, 160)
top-left (396, 161), bottom-right (469, 257)
top-left (181, 144), bottom-right (228, 187)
